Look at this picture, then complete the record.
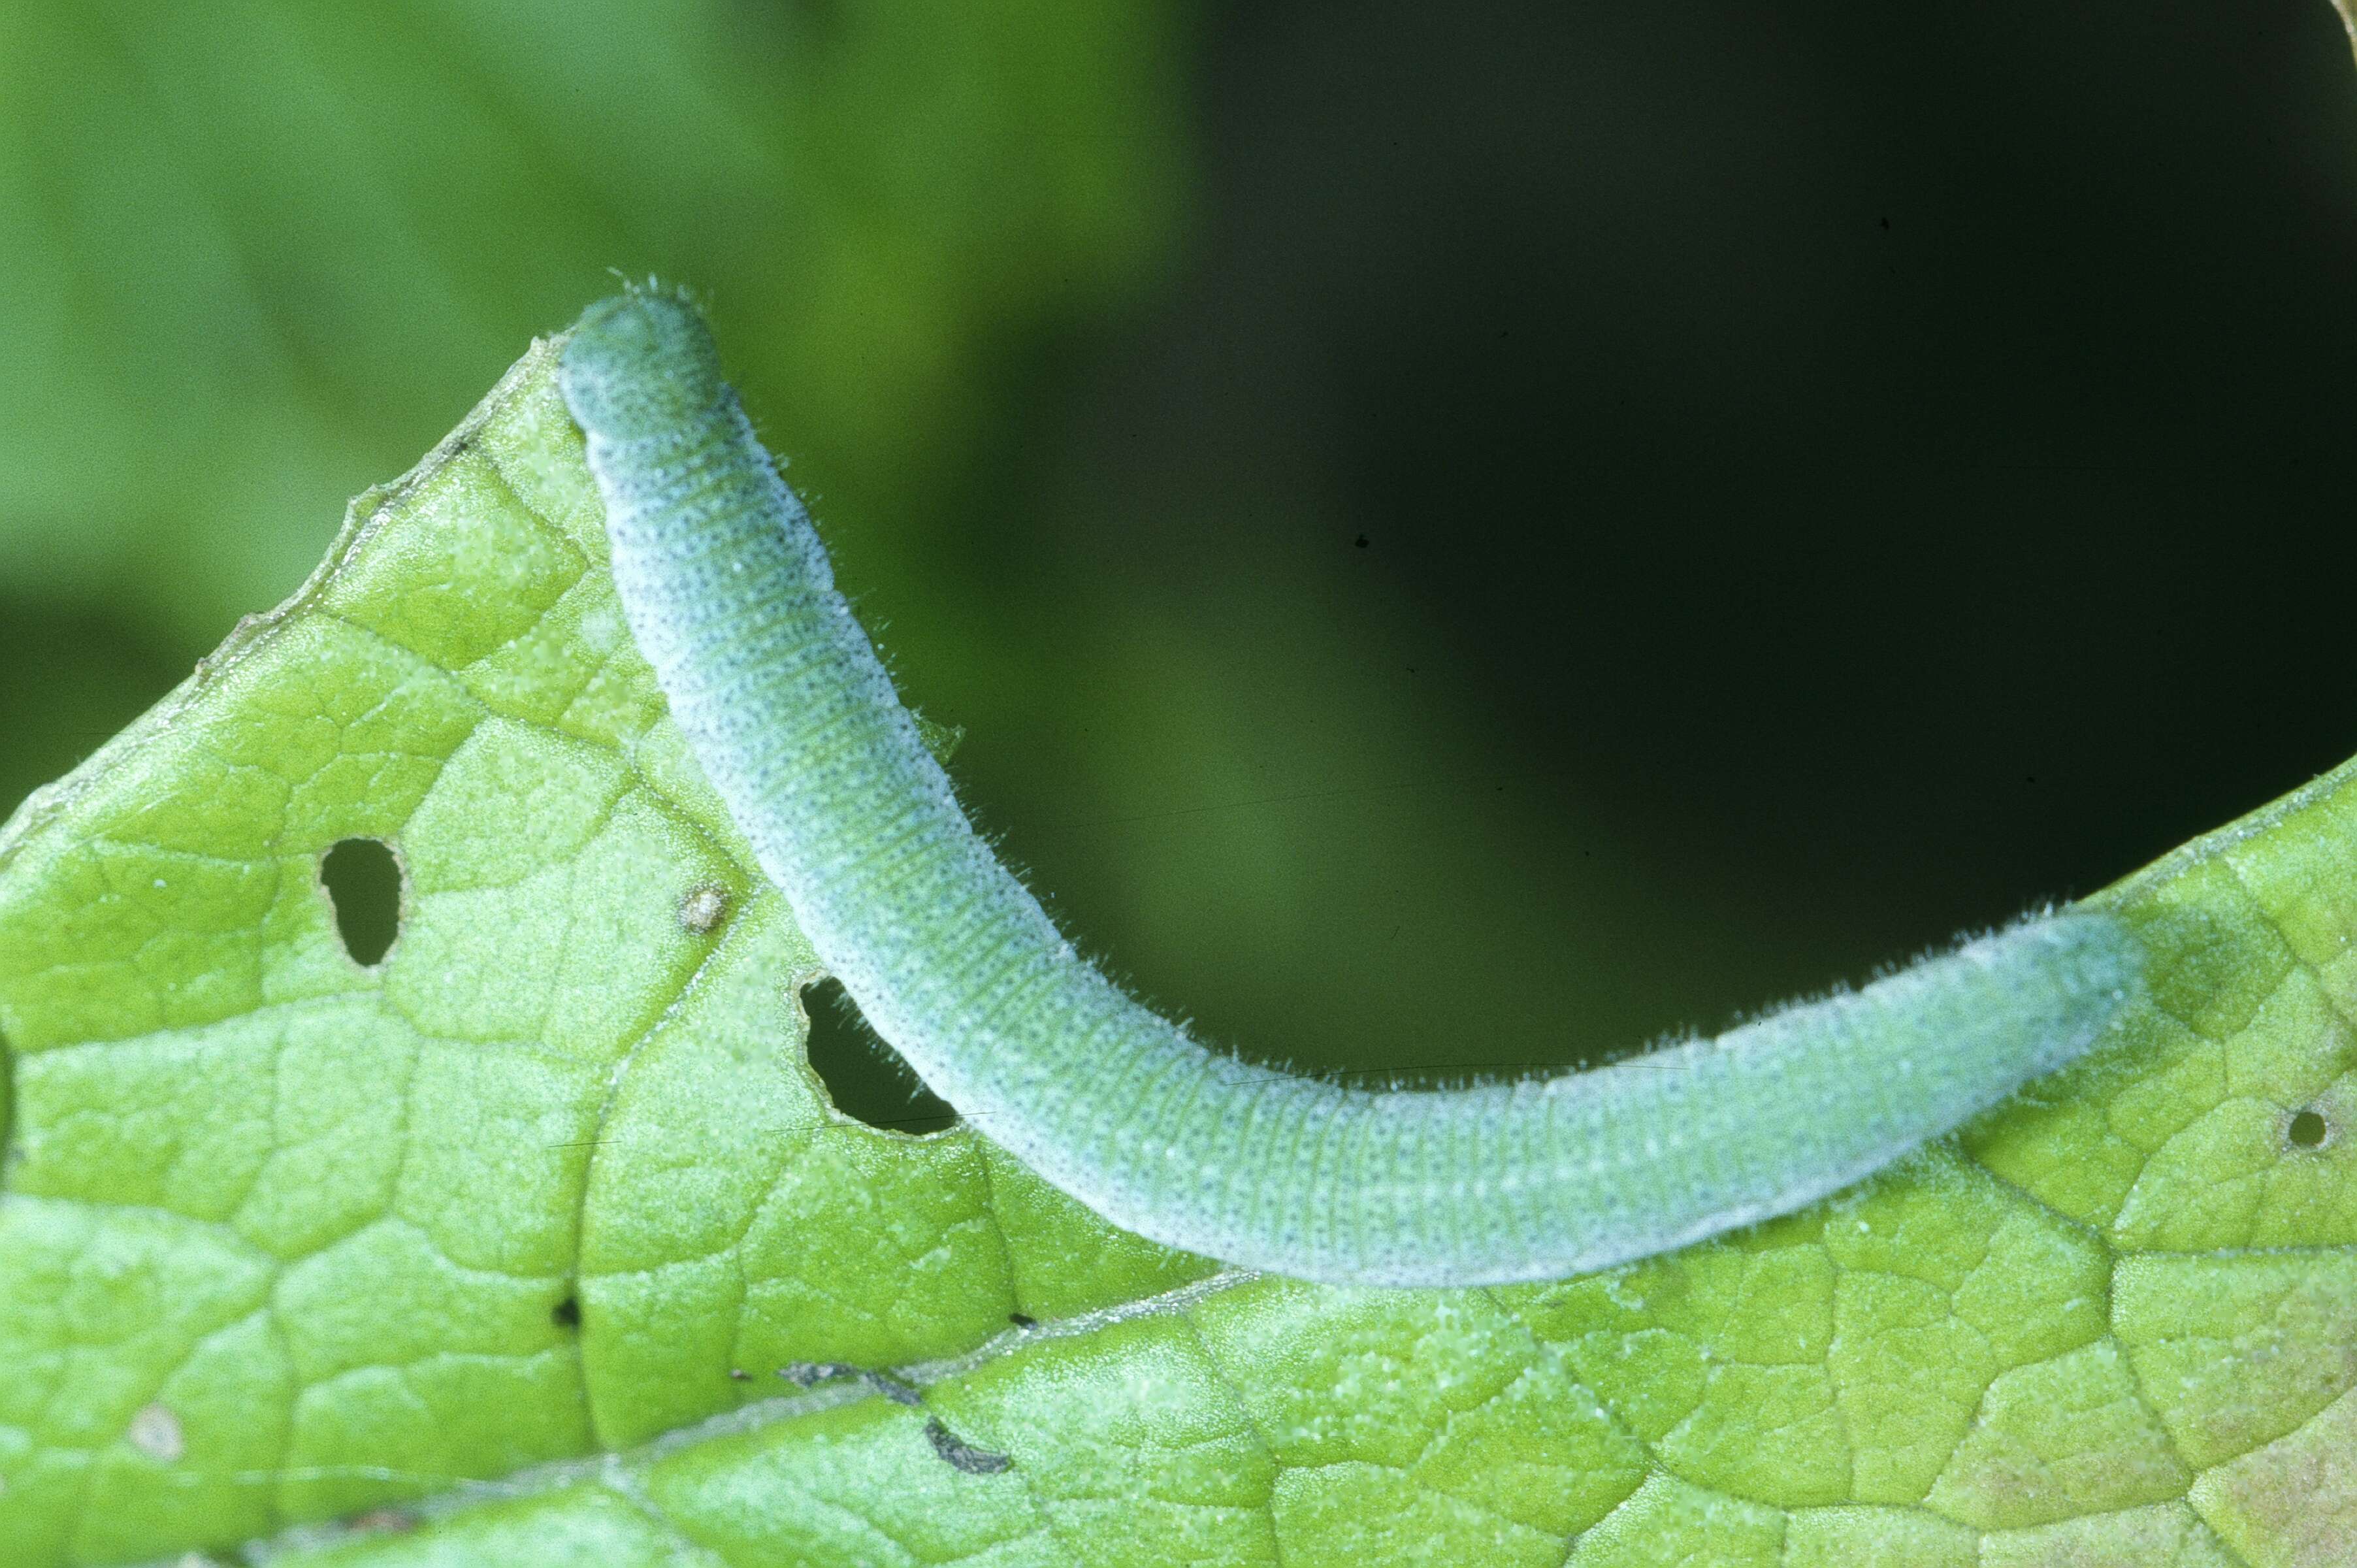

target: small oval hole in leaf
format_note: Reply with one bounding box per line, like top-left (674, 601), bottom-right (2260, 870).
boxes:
top-left (2288, 1108), bottom-right (2330, 1149)
top-left (320, 838), bottom-right (403, 967)
top-left (800, 976), bottom-right (957, 1135)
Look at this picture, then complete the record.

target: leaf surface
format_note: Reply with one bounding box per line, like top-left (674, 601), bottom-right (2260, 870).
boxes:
top-left (3, 342), bottom-right (2353, 1566)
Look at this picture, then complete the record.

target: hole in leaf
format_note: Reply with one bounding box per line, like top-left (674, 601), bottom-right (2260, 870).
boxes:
top-left (800, 976), bottom-right (957, 1135)
top-left (551, 1296), bottom-right (581, 1330)
top-left (2288, 1109), bottom-right (2330, 1149)
top-left (320, 838), bottom-right (403, 966)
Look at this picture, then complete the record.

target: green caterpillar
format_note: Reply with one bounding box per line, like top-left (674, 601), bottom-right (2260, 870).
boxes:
top-left (557, 288), bottom-right (2143, 1287)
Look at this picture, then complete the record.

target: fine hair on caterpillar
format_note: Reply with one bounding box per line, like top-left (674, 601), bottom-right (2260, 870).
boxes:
top-left (557, 286), bottom-right (2146, 1288)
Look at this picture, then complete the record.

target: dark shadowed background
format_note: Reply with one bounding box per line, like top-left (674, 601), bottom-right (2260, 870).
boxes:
top-left (5, 0), bottom-right (2355, 1113)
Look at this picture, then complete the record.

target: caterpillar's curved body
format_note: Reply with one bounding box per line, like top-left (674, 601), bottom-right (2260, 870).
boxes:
top-left (559, 291), bottom-right (2142, 1287)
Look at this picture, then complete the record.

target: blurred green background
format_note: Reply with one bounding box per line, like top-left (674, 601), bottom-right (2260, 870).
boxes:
top-left (6, 0), bottom-right (2357, 1094)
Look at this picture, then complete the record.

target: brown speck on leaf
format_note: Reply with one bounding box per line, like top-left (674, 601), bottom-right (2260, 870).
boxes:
top-left (129, 1402), bottom-right (184, 1462)
top-left (349, 1509), bottom-right (417, 1535)
top-left (679, 883), bottom-right (730, 935)
top-left (728, 1367), bottom-right (751, 1381)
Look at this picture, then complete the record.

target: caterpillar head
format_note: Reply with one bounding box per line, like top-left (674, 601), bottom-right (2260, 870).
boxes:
top-left (559, 287), bottom-right (728, 445)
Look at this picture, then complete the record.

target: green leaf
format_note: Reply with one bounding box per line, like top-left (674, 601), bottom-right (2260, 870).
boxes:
top-left (5, 338), bottom-right (2354, 1566)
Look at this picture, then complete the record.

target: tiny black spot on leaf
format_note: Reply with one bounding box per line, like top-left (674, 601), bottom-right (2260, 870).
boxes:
top-left (320, 839), bottom-right (402, 966)
top-left (551, 1296), bottom-right (581, 1329)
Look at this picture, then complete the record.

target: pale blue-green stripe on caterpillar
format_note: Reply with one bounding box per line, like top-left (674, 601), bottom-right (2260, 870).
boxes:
top-left (557, 289), bottom-right (2144, 1288)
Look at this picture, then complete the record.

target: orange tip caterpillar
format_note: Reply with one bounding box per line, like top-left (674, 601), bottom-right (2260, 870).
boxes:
top-left (557, 289), bottom-right (2143, 1286)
